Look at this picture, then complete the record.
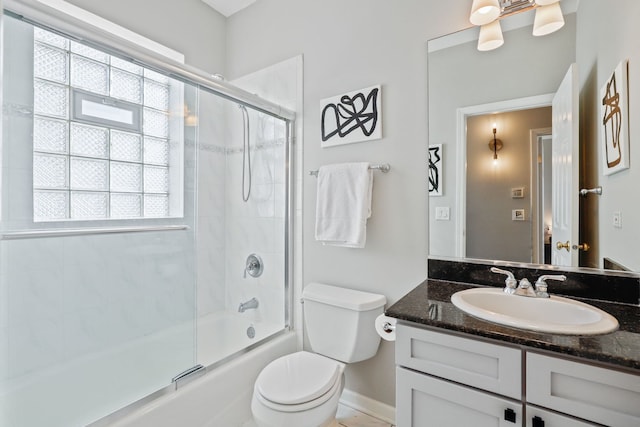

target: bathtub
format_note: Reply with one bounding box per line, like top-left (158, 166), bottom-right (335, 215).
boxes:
top-left (105, 315), bottom-right (297, 427)
top-left (197, 311), bottom-right (286, 367)
top-left (1, 310), bottom-right (295, 427)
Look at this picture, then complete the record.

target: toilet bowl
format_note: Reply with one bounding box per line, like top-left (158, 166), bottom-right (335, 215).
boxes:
top-left (251, 351), bottom-right (345, 427)
top-left (251, 283), bottom-right (387, 427)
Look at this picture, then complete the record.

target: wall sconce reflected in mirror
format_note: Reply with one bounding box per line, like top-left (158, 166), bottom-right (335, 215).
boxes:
top-left (489, 124), bottom-right (503, 165)
top-left (184, 105), bottom-right (198, 127)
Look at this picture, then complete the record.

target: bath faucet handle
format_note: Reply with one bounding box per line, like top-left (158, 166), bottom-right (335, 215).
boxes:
top-left (490, 267), bottom-right (517, 294)
top-left (534, 274), bottom-right (567, 298)
top-left (244, 254), bottom-right (264, 278)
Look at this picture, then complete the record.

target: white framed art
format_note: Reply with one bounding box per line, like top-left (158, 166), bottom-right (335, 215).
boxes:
top-left (600, 60), bottom-right (630, 176)
top-left (320, 85), bottom-right (382, 148)
top-left (428, 144), bottom-right (443, 196)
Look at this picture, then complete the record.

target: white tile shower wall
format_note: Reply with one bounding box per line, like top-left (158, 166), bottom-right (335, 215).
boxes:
top-left (231, 56), bottom-right (303, 340)
top-left (224, 116), bottom-right (287, 327)
top-left (196, 90), bottom-right (228, 317)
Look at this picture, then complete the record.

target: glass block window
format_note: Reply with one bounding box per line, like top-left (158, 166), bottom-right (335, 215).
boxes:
top-left (33, 28), bottom-right (179, 221)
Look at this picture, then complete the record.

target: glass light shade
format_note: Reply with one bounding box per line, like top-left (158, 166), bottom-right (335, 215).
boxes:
top-left (535, 0), bottom-right (560, 5)
top-left (470, 0), bottom-right (501, 26)
top-left (478, 20), bottom-right (504, 51)
top-left (533, 3), bottom-right (565, 36)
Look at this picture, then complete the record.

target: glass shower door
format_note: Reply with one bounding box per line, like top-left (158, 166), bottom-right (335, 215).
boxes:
top-left (0, 14), bottom-right (199, 427)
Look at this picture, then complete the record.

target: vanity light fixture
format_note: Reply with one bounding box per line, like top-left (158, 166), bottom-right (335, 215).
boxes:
top-left (470, 0), bottom-right (565, 51)
top-left (489, 124), bottom-right (503, 164)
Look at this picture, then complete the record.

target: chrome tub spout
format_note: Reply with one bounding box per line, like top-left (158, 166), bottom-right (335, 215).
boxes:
top-left (238, 297), bottom-right (259, 313)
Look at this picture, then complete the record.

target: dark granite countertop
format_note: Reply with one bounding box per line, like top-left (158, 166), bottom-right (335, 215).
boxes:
top-left (386, 279), bottom-right (640, 372)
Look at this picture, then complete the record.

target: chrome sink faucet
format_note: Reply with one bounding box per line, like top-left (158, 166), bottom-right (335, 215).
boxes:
top-left (533, 274), bottom-right (567, 298)
top-left (490, 267), bottom-right (566, 298)
top-left (514, 277), bottom-right (537, 297)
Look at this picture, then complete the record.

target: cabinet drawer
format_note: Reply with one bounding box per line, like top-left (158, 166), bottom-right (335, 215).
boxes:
top-left (396, 325), bottom-right (522, 399)
top-left (527, 353), bottom-right (640, 427)
top-left (526, 405), bottom-right (598, 426)
top-left (397, 367), bottom-right (522, 427)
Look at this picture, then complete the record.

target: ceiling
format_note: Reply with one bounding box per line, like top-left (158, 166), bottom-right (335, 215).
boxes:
top-left (201, 0), bottom-right (258, 17)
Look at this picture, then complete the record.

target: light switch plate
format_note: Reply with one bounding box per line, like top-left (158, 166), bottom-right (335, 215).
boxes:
top-left (613, 211), bottom-right (622, 228)
top-left (511, 187), bottom-right (525, 198)
top-left (435, 206), bottom-right (450, 221)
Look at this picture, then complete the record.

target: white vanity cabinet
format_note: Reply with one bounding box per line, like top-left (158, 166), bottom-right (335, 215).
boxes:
top-left (397, 366), bottom-right (522, 427)
top-left (395, 324), bottom-right (640, 427)
top-left (526, 353), bottom-right (640, 426)
top-left (395, 325), bottom-right (523, 426)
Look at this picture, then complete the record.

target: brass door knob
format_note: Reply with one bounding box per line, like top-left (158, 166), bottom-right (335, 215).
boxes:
top-left (556, 241), bottom-right (570, 251)
top-left (572, 243), bottom-right (590, 252)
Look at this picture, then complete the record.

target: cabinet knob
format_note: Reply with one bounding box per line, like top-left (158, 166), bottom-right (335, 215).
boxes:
top-left (504, 408), bottom-right (517, 423)
top-left (532, 415), bottom-right (545, 427)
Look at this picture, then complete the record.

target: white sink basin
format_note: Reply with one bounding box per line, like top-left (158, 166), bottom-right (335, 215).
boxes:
top-left (451, 287), bottom-right (619, 335)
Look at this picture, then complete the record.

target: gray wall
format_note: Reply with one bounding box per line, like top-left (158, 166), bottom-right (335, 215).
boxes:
top-left (466, 107), bottom-right (551, 262)
top-left (67, 0), bottom-right (227, 74)
top-left (225, 0), bottom-right (472, 407)
top-left (576, 0), bottom-right (640, 271)
top-left (428, 16), bottom-right (576, 258)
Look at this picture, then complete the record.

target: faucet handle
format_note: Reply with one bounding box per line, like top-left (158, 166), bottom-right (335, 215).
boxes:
top-left (534, 274), bottom-right (567, 298)
top-left (490, 267), bottom-right (517, 294)
top-left (535, 274), bottom-right (567, 286)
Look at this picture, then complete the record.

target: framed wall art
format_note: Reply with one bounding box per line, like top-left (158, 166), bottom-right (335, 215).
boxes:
top-left (428, 144), bottom-right (443, 196)
top-left (320, 85), bottom-right (381, 148)
top-left (600, 60), bottom-right (630, 176)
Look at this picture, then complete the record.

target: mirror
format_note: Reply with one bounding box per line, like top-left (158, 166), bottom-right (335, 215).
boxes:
top-left (428, 2), bottom-right (640, 273)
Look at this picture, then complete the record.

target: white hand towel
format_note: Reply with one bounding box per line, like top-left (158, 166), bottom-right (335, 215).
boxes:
top-left (314, 162), bottom-right (373, 248)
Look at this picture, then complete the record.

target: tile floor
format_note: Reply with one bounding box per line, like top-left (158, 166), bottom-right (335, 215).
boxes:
top-left (244, 403), bottom-right (395, 427)
top-left (336, 404), bottom-right (395, 427)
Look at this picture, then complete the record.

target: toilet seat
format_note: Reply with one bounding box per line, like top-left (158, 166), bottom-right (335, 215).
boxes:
top-left (255, 351), bottom-right (344, 412)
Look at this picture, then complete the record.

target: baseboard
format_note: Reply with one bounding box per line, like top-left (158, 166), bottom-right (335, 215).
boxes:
top-left (339, 388), bottom-right (396, 425)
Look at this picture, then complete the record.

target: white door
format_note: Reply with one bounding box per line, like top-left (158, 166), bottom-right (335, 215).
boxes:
top-left (551, 64), bottom-right (579, 267)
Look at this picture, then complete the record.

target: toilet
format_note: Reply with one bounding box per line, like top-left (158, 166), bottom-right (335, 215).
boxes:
top-left (251, 282), bottom-right (387, 427)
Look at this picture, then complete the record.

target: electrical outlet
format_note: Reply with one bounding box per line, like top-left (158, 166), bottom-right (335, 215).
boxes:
top-left (512, 209), bottom-right (525, 221)
top-left (613, 211), bottom-right (622, 228)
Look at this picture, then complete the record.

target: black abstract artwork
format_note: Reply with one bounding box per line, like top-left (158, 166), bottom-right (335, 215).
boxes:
top-left (428, 145), bottom-right (442, 196)
top-left (321, 86), bottom-right (380, 146)
top-left (600, 60), bottom-right (629, 175)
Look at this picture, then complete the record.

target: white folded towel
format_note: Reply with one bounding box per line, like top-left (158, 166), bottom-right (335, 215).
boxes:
top-left (314, 162), bottom-right (373, 248)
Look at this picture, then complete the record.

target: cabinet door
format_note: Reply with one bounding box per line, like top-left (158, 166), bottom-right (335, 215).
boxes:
top-left (527, 353), bottom-right (640, 427)
top-left (396, 367), bottom-right (522, 427)
top-left (396, 325), bottom-right (522, 399)
top-left (526, 406), bottom-right (598, 426)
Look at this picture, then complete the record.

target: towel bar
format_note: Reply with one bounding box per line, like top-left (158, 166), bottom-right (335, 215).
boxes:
top-left (309, 163), bottom-right (391, 177)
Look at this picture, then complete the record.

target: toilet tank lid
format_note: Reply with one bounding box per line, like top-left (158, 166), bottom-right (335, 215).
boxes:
top-left (302, 282), bottom-right (386, 311)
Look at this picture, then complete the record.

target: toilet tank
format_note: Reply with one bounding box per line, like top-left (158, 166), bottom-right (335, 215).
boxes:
top-left (302, 283), bottom-right (387, 363)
